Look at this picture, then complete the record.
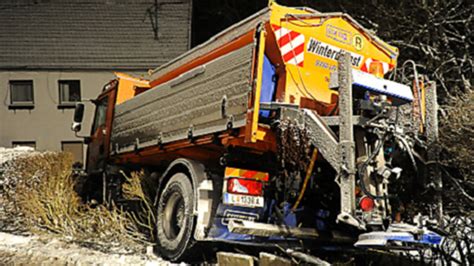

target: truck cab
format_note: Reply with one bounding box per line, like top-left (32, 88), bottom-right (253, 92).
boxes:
top-left (85, 81), bottom-right (117, 174)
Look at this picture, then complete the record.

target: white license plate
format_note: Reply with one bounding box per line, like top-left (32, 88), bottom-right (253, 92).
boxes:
top-left (223, 193), bottom-right (264, 208)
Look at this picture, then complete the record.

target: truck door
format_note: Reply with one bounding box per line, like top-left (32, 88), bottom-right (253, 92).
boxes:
top-left (86, 84), bottom-right (117, 174)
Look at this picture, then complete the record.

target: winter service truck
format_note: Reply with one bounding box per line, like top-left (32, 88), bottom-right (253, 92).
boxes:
top-left (71, 1), bottom-right (442, 262)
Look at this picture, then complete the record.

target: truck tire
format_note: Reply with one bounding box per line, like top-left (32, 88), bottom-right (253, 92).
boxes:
top-left (156, 173), bottom-right (196, 261)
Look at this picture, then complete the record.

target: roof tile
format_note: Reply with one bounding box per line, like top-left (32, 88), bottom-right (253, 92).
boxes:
top-left (0, 0), bottom-right (191, 70)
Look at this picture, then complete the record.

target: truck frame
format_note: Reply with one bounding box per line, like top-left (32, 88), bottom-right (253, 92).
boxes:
top-left (71, 1), bottom-right (442, 262)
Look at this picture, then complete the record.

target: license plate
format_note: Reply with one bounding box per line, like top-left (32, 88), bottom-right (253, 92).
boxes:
top-left (223, 193), bottom-right (264, 208)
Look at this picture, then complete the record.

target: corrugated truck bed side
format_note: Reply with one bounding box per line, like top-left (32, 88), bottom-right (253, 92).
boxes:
top-left (110, 44), bottom-right (255, 153)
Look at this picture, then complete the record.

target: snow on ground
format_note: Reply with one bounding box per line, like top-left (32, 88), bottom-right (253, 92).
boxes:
top-left (0, 232), bottom-right (169, 265)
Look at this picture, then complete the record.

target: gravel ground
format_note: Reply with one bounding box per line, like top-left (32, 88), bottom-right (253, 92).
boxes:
top-left (0, 232), bottom-right (170, 266)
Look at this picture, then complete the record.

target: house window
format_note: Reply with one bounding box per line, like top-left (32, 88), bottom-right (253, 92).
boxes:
top-left (9, 80), bottom-right (34, 109)
top-left (12, 141), bottom-right (36, 149)
top-left (61, 141), bottom-right (83, 165)
top-left (58, 80), bottom-right (81, 108)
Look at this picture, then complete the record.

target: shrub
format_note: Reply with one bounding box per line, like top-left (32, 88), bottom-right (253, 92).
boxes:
top-left (2, 152), bottom-right (150, 252)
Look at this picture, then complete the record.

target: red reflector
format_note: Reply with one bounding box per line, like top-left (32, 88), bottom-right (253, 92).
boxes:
top-left (359, 196), bottom-right (375, 212)
top-left (227, 178), bottom-right (262, 196)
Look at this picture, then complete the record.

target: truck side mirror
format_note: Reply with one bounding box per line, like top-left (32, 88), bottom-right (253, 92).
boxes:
top-left (72, 103), bottom-right (85, 132)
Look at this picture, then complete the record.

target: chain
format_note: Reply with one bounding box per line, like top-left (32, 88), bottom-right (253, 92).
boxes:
top-left (276, 119), bottom-right (312, 201)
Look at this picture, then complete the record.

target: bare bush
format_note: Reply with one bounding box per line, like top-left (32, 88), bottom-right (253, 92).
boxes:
top-left (1, 152), bottom-right (149, 253)
top-left (437, 215), bottom-right (473, 265)
top-left (438, 90), bottom-right (474, 214)
top-left (439, 90), bottom-right (474, 177)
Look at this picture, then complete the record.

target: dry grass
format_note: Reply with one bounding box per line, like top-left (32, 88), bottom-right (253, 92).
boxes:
top-left (2, 152), bottom-right (152, 252)
top-left (121, 170), bottom-right (156, 241)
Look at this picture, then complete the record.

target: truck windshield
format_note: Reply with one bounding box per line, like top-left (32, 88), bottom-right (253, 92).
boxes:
top-left (91, 96), bottom-right (108, 133)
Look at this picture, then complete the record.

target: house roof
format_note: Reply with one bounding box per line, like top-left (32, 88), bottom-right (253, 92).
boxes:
top-left (0, 0), bottom-right (192, 70)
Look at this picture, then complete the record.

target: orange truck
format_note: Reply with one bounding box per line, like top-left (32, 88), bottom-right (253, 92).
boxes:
top-left (71, 1), bottom-right (441, 262)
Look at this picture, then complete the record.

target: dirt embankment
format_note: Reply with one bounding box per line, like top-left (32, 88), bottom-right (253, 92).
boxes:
top-left (0, 232), bottom-right (168, 266)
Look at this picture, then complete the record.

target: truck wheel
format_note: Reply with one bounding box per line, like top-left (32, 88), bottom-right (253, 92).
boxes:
top-left (156, 173), bottom-right (196, 261)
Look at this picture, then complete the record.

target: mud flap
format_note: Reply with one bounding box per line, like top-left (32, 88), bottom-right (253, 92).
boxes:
top-left (355, 223), bottom-right (443, 250)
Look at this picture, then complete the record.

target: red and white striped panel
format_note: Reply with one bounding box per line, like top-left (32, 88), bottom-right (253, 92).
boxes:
top-left (272, 24), bottom-right (305, 67)
top-left (360, 58), bottom-right (394, 74)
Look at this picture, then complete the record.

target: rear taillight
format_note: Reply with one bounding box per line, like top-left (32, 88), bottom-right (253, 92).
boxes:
top-left (359, 196), bottom-right (375, 212)
top-left (227, 178), bottom-right (263, 196)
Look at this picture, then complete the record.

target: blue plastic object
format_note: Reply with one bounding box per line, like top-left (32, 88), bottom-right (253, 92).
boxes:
top-left (355, 224), bottom-right (444, 249)
top-left (259, 56), bottom-right (277, 117)
top-left (386, 231), bottom-right (443, 245)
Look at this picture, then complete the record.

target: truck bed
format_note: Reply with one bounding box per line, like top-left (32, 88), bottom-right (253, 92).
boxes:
top-left (110, 44), bottom-right (255, 154)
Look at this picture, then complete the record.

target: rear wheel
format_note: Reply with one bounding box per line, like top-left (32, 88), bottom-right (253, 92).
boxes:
top-left (156, 173), bottom-right (196, 261)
